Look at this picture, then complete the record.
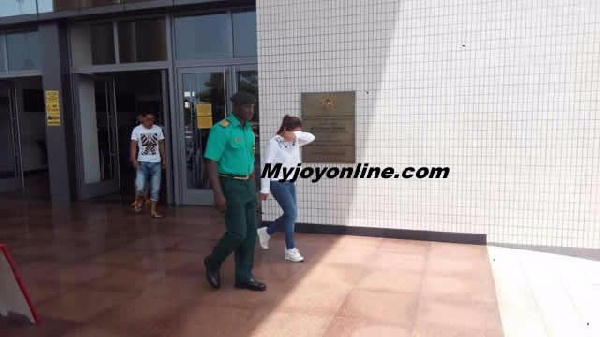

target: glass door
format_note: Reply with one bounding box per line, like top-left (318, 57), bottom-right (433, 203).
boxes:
top-left (234, 66), bottom-right (259, 185)
top-left (175, 65), bottom-right (257, 205)
top-left (74, 74), bottom-right (121, 199)
top-left (177, 67), bottom-right (230, 205)
top-left (0, 83), bottom-right (23, 194)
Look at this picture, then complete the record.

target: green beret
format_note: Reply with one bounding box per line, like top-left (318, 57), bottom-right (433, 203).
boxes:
top-left (230, 91), bottom-right (256, 105)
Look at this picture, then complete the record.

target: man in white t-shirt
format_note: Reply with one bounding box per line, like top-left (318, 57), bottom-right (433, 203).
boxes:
top-left (130, 112), bottom-right (166, 218)
top-left (130, 112), bottom-right (150, 208)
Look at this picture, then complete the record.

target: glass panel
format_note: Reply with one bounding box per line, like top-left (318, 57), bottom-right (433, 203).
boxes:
top-left (36, 0), bottom-right (56, 13)
top-left (94, 80), bottom-right (116, 182)
top-left (0, 0), bottom-right (37, 17)
top-left (91, 24), bottom-right (116, 65)
top-left (237, 70), bottom-right (258, 131)
top-left (71, 23), bottom-right (115, 67)
top-left (6, 31), bottom-right (41, 72)
top-left (118, 18), bottom-right (167, 63)
top-left (0, 90), bottom-right (17, 183)
top-left (80, 78), bottom-right (116, 184)
top-left (40, 0), bottom-right (154, 13)
top-left (20, 87), bottom-right (48, 195)
top-left (43, 0), bottom-right (78, 12)
top-left (175, 14), bottom-right (232, 60)
top-left (0, 37), bottom-right (6, 72)
top-left (233, 11), bottom-right (257, 58)
top-left (237, 70), bottom-right (260, 185)
top-left (181, 72), bottom-right (227, 189)
top-left (80, 0), bottom-right (119, 9)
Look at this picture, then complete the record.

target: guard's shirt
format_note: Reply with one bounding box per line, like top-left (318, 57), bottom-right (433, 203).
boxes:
top-left (204, 114), bottom-right (255, 176)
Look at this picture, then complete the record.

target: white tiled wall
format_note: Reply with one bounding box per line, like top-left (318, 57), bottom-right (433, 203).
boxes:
top-left (256, 0), bottom-right (600, 248)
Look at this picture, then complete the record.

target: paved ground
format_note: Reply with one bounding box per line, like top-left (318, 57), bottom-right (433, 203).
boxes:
top-left (0, 198), bottom-right (503, 336)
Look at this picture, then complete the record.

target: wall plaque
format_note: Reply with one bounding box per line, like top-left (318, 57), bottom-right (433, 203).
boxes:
top-left (45, 90), bottom-right (61, 127)
top-left (195, 103), bottom-right (213, 129)
top-left (301, 91), bottom-right (356, 163)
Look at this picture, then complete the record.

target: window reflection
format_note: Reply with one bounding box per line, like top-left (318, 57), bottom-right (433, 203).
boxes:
top-left (1, 1), bottom-right (255, 16)
top-left (6, 31), bottom-right (41, 72)
top-left (237, 70), bottom-right (260, 186)
top-left (36, 0), bottom-right (55, 13)
top-left (0, 37), bottom-right (6, 72)
top-left (1, 0), bottom-right (155, 14)
top-left (71, 23), bottom-right (116, 67)
top-left (0, 0), bottom-right (37, 17)
top-left (233, 11), bottom-right (257, 58)
top-left (182, 72), bottom-right (227, 189)
top-left (39, 0), bottom-right (79, 12)
top-left (118, 19), bottom-right (167, 63)
top-left (79, 0), bottom-right (120, 10)
top-left (174, 14), bottom-right (232, 60)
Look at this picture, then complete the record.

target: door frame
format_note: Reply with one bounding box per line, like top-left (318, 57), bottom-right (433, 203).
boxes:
top-left (230, 64), bottom-right (258, 114)
top-left (173, 64), bottom-right (257, 205)
top-left (0, 81), bottom-right (24, 193)
top-left (175, 66), bottom-right (231, 205)
top-left (72, 73), bottom-right (121, 200)
top-left (158, 69), bottom-right (174, 205)
top-left (73, 70), bottom-right (174, 203)
top-left (231, 64), bottom-right (260, 186)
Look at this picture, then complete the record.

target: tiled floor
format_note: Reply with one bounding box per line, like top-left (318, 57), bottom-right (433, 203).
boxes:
top-left (0, 198), bottom-right (504, 337)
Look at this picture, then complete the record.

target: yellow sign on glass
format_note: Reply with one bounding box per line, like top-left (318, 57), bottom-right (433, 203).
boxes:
top-left (196, 103), bottom-right (212, 129)
top-left (45, 90), bottom-right (61, 127)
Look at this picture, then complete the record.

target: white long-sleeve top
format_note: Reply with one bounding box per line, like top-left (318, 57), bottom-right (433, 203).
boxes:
top-left (260, 131), bottom-right (316, 194)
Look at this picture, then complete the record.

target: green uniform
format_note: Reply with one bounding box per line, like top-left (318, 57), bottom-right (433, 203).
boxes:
top-left (204, 113), bottom-right (257, 283)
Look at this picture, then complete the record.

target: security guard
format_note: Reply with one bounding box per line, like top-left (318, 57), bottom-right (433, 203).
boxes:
top-left (202, 91), bottom-right (266, 292)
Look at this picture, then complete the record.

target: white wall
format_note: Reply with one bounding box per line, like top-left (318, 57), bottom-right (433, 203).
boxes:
top-left (257, 0), bottom-right (600, 249)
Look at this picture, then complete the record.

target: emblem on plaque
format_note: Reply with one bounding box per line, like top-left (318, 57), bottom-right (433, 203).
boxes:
top-left (319, 94), bottom-right (337, 111)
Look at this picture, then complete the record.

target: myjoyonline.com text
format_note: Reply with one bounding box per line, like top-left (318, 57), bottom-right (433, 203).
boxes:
top-left (261, 163), bottom-right (450, 183)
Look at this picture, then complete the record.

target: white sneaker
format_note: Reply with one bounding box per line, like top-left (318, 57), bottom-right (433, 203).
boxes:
top-left (285, 248), bottom-right (304, 262)
top-left (257, 227), bottom-right (270, 249)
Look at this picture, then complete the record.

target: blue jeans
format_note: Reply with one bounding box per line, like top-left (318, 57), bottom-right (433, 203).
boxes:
top-left (267, 181), bottom-right (297, 249)
top-left (136, 161), bottom-right (161, 202)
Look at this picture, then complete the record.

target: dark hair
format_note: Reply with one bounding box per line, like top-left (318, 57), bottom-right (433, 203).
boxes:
top-left (277, 115), bottom-right (302, 135)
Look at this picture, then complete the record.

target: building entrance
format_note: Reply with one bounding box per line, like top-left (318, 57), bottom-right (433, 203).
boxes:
top-left (73, 70), bottom-right (170, 205)
top-left (0, 77), bottom-right (50, 200)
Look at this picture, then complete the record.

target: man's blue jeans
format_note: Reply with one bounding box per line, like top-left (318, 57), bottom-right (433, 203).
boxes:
top-left (267, 181), bottom-right (297, 249)
top-left (136, 161), bottom-right (161, 202)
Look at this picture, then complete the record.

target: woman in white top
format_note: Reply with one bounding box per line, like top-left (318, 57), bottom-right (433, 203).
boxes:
top-left (257, 115), bottom-right (315, 262)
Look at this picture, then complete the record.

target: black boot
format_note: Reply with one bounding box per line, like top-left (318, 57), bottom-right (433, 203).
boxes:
top-left (203, 256), bottom-right (221, 289)
top-left (235, 278), bottom-right (267, 292)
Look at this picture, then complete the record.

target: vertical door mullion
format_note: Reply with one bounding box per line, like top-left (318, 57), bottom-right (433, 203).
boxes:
top-left (226, 67), bottom-right (233, 118)
top-left (160, 69), bottom-right (173, 205)
top-left (103, 80), bottom-right (111, 182)
top-left (72, 74), bottom-right (84, 196)
top-left (176, 70), bottom-right (185, 204)
top-left (110, 77), bottom-right (120, 189)
top-left (2, 35), bottom-right (8, 71)
top-left (5, 88), bottom-right (18, 187)
top-left (11, 84), bottom-right (25, 192)
top-left (113, 21), bottom-right (120, 65)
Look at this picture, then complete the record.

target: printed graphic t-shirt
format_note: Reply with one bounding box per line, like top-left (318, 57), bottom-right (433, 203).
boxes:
top-left (131, 124), bottom-right (165, 163)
